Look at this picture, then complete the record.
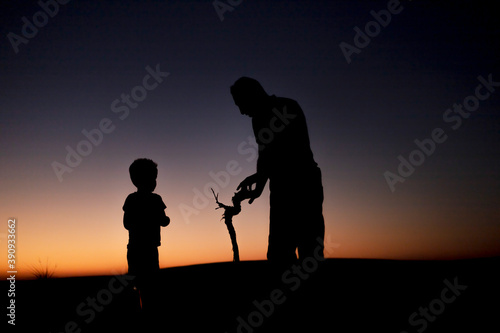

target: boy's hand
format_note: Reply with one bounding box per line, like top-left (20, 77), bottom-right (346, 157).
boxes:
top-left (161, 215), bottom-right (170, 227)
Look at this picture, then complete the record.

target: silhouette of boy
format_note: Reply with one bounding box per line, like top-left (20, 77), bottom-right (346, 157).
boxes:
top-left (123, 158), bottom-right (170, 309)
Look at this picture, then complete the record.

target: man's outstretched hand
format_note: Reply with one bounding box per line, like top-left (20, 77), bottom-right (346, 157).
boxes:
top-left (237, 173), bottom-right (267, 204)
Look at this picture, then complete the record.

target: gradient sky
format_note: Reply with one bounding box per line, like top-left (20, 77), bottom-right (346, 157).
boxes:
top-left (1, 0), bottom-right (499, 279)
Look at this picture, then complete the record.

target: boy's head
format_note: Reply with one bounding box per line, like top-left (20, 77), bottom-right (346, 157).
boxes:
top-left (129, 158), bottom-right (158, 192)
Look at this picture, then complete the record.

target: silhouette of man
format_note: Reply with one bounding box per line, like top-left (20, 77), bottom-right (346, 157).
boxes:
top-left (232, 77), bottom-right (325, 267)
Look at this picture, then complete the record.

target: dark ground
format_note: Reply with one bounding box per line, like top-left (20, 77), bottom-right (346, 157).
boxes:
top-left (4, 257), bottom-right (499, 332)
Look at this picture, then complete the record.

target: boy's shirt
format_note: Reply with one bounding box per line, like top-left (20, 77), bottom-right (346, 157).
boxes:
top-left (123, 192), bottom-right (167, 247)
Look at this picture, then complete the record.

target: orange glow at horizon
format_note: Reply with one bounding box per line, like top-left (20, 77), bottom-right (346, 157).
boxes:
top-left (1, 151), bottom-right (499, 280)
top-left (2, 179), bottom-right (498, 280)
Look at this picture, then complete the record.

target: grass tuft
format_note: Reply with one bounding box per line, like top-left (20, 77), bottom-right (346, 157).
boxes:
top-left (30, 257), bottom-right (57, 279)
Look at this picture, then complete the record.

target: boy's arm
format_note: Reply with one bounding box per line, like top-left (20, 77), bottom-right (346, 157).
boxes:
top-left (123, 211), bottom-right (135, 230)
top-left (157, 195), bottom-right (170, 227)
top-left (160, 211), bottom-right (170, 227)
top-left (123, 195), bottom-right (133, 230)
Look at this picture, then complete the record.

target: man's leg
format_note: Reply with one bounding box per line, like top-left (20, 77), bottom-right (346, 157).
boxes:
top-left (297, 212), bottom-right (325, 260)
top-left (267, 188), bottom-right (299, 267)
top-left (297, 167), bottom-right (325, 260)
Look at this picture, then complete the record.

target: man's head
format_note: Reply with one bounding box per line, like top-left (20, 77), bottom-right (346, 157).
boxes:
top-left (129, 158), bottom-right (158, 192)
top-left (230, 77), bottom-right (270, 117)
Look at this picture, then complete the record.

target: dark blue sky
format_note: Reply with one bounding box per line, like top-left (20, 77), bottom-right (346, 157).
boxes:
top-left (1, 0), bottom-right (499, 272)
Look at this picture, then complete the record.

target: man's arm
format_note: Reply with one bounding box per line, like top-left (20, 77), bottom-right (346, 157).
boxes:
top-left (256, 143), bottom-right (270, 180)
top-left (237, 173), bottom-right (267, 204)
top-left (237, 151), bottom-right (268, 204)
top-left (236, 115), bottom-right (272, 203)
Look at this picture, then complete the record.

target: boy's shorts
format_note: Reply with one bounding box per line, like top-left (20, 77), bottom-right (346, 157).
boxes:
top-left (127, 244), bottom-right (160, 277)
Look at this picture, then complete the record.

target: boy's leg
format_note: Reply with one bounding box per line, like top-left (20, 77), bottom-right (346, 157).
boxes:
top-left (127, 245), bottom-right (160, 311)
top-left (127, 245), bottom-right (141, 284)
top-left (127, 246), bottom-right (143, 313)
top-left (138, 247), bottom-right (160, 313)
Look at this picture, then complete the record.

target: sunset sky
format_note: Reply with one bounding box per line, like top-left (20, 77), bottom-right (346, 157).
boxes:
top-left (1, 0), bottom-right (499, 279)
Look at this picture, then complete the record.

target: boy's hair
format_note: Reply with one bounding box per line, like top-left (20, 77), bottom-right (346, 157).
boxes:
top-left (129, 158), bottom-right (158, 188)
